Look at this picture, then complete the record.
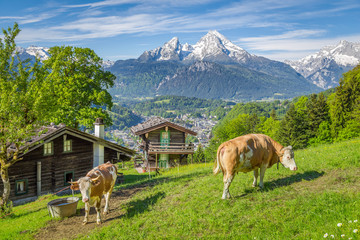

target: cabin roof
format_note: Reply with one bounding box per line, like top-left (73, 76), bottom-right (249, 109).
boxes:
top-left (130, 116), bottom-right (197, 136)
top-left (7, 124), bottom-right (135, 158)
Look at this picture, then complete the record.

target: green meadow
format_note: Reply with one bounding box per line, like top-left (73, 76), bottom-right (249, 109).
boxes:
top-left (1, 138), bottom-right (360, 239)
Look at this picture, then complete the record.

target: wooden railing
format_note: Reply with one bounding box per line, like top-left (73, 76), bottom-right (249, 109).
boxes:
top-left (148, 142), bottom-right (195, 154)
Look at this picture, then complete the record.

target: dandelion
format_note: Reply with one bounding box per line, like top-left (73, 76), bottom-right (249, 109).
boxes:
top-left (349, 220), bottom-right (353, 223)
top-left (324, 233), bottom-right (328, 238)
top-left (341, 234), bottom-right (345, 238)
top-left (338, 223), bottom-right (343, 227)
top-left (353, 229), bottom-right (358, 233)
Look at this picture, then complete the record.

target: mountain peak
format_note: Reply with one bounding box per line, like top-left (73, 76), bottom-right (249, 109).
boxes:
top-left (165, 37), bottom-right (180, 49)
top-left (286, 40), bottom-right (360, 89)
top-left (206, 30), bottom-right (227, 40)
top-left (138, 30), bottom-right (248, 64)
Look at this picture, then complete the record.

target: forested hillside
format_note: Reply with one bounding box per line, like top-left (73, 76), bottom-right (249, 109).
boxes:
top-left (108, 60), bottom-right (181, 97)
top-left (204, 65), bottom-right (360, 159)
top-left (108, 104), bottom-right (143, 130)
top-left (126, 95), bottom-right (235, 119)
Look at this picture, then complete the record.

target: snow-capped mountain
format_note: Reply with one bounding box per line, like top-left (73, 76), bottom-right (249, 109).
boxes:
top-left (15, 46), bottom-right (50, 62)
top-left (286, 40), bottom-right (360, 89)
top-left (13, 46), bottom-right (115, 68)
top-left (110, 30), bottom-right (321, 101)
top-left (184, 30), bottom-right (251, 63)
top-left (102, 60), bottom-right (115, 69)
top-left (139, 30), bottom-right (251, 64)
top-left (138, 30), bottom-right (309, 83)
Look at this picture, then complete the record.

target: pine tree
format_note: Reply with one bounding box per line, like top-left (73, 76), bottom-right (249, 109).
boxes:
top-left (270, 109), bottom-right (277, 120)
top-left (329, 65), bottom-right (360, 138)
top-left (278, 102), bottom-right (309, 149)
top-left (193, 144), bottom-right (205, 163)
top-left (307, 93), bottom-right (330, 140)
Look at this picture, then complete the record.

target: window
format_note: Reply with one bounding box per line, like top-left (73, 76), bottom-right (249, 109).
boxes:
top-left (64, 139), bottom-right (72, 152)
top-left (44, 142), bottom-right (53, 155)
top-left (64, 171), bottom-right (74, 186)
top-left (15, 179), bottom-right (28, 195)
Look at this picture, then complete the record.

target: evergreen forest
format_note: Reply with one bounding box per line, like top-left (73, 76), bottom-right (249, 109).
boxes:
top-left (203, 65), bottom-right (360, 159)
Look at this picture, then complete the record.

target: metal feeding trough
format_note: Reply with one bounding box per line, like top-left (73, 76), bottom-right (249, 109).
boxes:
top-left (47, 197), bottom-right (79, 218)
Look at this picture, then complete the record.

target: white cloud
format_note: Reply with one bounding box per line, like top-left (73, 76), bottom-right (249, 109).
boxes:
top-left (4, 0), bottom-right (360, 62)
top-left (18, 13), bottom-right (59, 24)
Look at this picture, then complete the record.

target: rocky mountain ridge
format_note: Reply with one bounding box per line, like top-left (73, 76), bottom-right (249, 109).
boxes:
top-left (286, 40), bottom-right (360, 88)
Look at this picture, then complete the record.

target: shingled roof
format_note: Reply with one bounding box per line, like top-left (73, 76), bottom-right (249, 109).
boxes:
top-left (131, 116), bottom-right (197, 136)
top-left (7, 124), bottom-right (135, 158)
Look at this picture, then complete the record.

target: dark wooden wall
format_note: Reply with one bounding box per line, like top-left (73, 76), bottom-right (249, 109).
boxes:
top-left (105, 147), bottom-right (118, 163)
top-left (147, 127), bottom-right (185, 144)
top-left (0, 134), bottom-right (93, 202)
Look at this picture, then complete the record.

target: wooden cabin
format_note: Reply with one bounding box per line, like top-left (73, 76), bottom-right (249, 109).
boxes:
top-left (131, 117), bottom-right (197, 169)
top-left (0, 118), bottom-right (135, 204)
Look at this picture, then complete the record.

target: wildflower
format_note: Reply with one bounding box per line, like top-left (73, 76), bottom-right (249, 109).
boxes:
top-left (324, 233), bottom-right (328, 238)
top-left (353, 229), bottom-right (358, 233)
top-left (338, 223), bottom-right (343, 227)
top-left (354, 220), bottom-right (358, 223)
top-left (341, 234), bottom-right (345, 238)
top-left (331, 235), bottom-right (335, 238)
top-left (349, 220), bottom-right (352, 223)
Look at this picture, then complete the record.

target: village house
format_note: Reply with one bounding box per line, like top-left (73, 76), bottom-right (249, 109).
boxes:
top-left (0, 118), bottom-right (135, 204)
top-left (131, 117), bottom-right (197, 170)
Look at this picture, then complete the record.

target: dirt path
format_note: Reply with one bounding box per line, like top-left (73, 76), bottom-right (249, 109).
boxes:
top-left (35, 184), bottom-right (150, 240)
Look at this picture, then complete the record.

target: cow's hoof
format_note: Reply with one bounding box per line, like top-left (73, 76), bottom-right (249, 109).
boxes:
top-left (82, 221), bottom-right (88, 225)
top-left (96, 221), bottom-right (102, 225)
top-left (252, 184), bottom-right (257, 187)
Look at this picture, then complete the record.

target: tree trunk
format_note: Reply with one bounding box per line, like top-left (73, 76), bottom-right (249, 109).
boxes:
top-left (0, 166), bottom-right (10, 208)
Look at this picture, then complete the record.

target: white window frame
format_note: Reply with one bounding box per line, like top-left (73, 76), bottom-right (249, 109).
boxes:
top-left (64, 139), bottom-right (72, 153)
top-left (44, 142), bottom-right (53, 156)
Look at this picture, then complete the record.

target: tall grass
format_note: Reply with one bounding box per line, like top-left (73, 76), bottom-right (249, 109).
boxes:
top-left (1, 139), bottom-right (360, 239)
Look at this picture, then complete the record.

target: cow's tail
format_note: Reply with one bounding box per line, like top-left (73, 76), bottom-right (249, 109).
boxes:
top-left (213, 145), bottom-right (223, 175)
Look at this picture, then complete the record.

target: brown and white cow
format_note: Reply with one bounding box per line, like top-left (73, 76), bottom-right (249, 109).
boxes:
top-left (214, 134), bottom-right (297, 199)
top-left (70, 162), bottom-right (117, 224)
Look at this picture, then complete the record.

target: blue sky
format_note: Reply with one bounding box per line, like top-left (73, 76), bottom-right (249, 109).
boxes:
top-left (0, 0), bottom-right (359, 61)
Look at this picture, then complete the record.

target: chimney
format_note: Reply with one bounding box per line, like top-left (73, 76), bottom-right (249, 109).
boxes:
top-left (93, 118), bottom-right (105, 167)
top-left (94, 117), bottom-right (105, 138)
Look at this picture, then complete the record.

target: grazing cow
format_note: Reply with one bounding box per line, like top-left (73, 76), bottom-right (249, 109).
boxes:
top-left (214, 134), bottom-right (297, 199)
top-left (70, 162), bottom-right (117, 224)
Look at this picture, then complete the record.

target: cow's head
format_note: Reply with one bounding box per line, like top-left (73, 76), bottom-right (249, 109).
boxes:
top-left (280, 146), bottom-right (297, 171)
top-left (69, 175), bottom-right (101, 203)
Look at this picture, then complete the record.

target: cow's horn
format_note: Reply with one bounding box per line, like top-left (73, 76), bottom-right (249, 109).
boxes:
top-left (68, 181), bottom-right (78, 185)
top-left (90, 175), bottom-right (101, 183)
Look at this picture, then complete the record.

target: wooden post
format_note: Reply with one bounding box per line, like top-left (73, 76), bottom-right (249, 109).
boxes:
top-left (37, 161), bottom-right (41, 196)
top-left (145, 151), bottom-right (150, 179)
top-left (156, 153), bottom-right (158, 171)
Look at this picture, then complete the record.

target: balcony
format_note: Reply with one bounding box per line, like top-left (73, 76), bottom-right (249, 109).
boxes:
top-left (148, 142), bottom-right (195, 155)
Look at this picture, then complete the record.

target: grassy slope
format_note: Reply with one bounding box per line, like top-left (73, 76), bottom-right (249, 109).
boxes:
top-left (85, 139), bottom-right (360, 240)
top-left (1, 139), bottom-right (360, 239)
